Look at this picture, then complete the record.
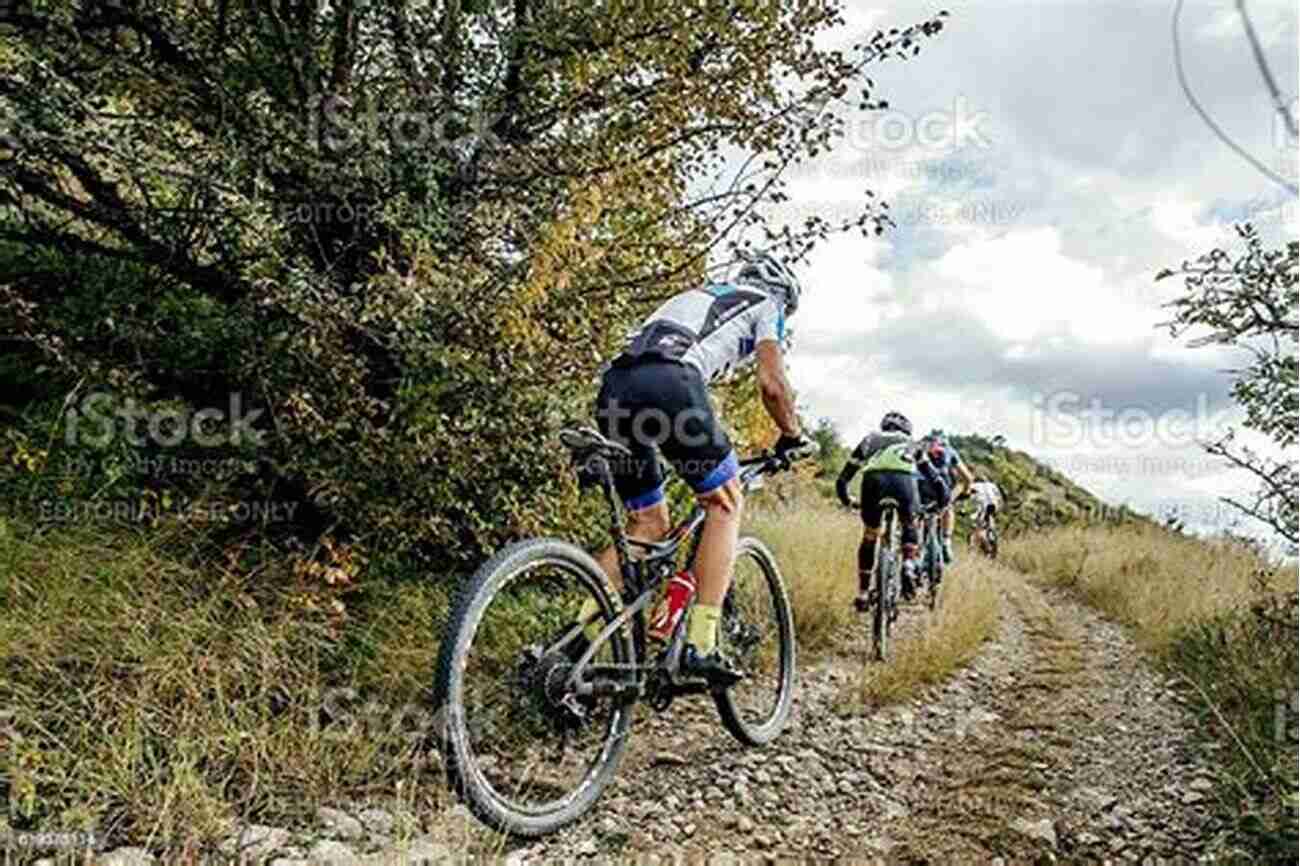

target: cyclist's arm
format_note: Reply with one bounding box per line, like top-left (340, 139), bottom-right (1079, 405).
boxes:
top-left (836, 445), bottom-right (866, 508)
top-left (952, 456), bottom-right (975, 497)
top-left (755, 340), bottom-right (800, 438)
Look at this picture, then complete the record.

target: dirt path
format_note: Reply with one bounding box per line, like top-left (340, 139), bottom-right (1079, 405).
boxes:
top-left (515, 570), bottom-right (1222, 863)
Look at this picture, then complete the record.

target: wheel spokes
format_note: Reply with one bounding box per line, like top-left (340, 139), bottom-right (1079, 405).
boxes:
top-left (457, 560), bottom-right (625, 815)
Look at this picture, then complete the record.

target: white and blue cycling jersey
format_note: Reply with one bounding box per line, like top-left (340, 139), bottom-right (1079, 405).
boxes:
top-left (614, 282), bottom-right (785, 383)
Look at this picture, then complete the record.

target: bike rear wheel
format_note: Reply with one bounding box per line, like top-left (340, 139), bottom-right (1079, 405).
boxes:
top-left (872, 510), bottom-right (896, 662)
top-left (713, 536), bottom-right (796, 746)
top-left (926, 518), bottom-right (942, 611)
top-left (432, 538), bottom-right (635, 836)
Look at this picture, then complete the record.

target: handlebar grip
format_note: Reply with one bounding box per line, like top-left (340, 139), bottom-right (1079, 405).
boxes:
top-left (788, 441), bottom-right (820, 461)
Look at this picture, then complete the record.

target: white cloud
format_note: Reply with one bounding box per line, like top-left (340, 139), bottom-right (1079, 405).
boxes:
top-left (758, 0), bottom-right (1296, 540)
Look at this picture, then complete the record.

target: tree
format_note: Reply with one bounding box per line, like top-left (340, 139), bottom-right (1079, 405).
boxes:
top-left (1157, 224), bottom-right (1298, 546)
top-left (808, 415), bottom-right (847, 478)
top-left (0, 0), bottom-right (950, 564)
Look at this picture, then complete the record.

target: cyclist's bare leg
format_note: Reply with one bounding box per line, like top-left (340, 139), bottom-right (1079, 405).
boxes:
top-left (572, 502), bottom-right (671, 642)
top-left (595, 500), bottom-right (671, 588)
top-left (940, 504), bottom-right (957, 561)
top-left (681, 478), bottom-right (744, 672)
top-left (940, 504), bottom-right (955, 540)
top-left (855, 524), bottom-right (881, 608)
top-left (692, 478), bottom-right (744, 606)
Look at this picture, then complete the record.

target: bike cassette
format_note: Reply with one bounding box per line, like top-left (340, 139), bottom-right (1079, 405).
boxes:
top-left (518, 646), bottom-right (591, 732)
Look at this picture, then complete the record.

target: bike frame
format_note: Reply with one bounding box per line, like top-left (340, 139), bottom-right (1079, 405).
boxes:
top-left (553, 452), bottom-right (772, 702)
top-left (971, 502), bottom-right (998, 554)
top-left (869, 498), bottom-right (901, 660)
top-left (920, 505), bottom-right (942, 572)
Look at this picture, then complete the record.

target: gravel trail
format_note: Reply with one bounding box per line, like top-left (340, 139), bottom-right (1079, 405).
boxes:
top-left (516, 570), bottom-right (1221, 864)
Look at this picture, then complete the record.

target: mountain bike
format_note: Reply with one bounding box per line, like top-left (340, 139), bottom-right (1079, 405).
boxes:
top-left (867, 497), bottom-right (902, 662)
top-left (918, 501), bottom-right (944, 610)
top-left (432, 427), bottom-right (815, 837)
top-left (972, 504), bottom-right (999, 560)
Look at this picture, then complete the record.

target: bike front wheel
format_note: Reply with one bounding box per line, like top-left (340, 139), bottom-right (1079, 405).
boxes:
top-left (714, 536), bottom-right (796, 746)
top-left (872, 539), bottom-right (894, 662)
top-left (432, 538), bottom-right (636, 836)
top-left (926, 529), bottom-right (943, 611)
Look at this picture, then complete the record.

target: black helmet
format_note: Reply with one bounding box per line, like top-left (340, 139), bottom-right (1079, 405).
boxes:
top-left (880, 411), bottom-right (912, 435)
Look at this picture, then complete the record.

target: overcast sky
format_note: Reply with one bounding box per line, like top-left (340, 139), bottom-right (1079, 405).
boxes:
top-left (770, 0), bottom-right (1297, 538)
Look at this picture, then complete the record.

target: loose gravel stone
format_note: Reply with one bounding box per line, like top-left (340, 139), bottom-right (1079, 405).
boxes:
top-left (308, 839), bottom-right (360, 864)
top-left (317, 807), bottom-right (365, 840)
top-left (219, 825), bottom-right (292, 861)
top-left (512, 574), bottom-right (1221, 863)
top-left (97, 849), bottom-right (155, 866)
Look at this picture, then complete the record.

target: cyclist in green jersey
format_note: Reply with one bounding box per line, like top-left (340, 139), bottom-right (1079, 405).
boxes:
top-left (836, 412), bottom-right (949, 609)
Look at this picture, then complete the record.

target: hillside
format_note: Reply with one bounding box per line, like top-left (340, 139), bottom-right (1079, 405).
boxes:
top-left (811, 428), bottom-right (1141, 536)
top-left (946, 433), bottom-right (1143, 533)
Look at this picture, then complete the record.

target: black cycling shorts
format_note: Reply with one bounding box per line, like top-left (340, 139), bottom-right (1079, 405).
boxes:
top-left (917, 476), bottom-right (947, 509)
top-left (594, 359), bottom-right (737, 511)
top-left (859, 469), bottom-right (920, 547)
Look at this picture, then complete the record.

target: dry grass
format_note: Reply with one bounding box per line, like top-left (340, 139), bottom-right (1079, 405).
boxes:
top-left (747, 500), bottom-right (1003, 708)
top-left (1001, 523), bottom-right (1287, 650)
top-left (847, 553), bottom-right (1004, 708)
top-left (745, 501), bottom-right (860, 655)
top-left (0, 519), bottom-right (463, 850)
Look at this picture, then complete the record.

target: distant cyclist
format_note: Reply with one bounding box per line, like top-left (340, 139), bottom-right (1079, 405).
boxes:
top-left (577, 251), bottom-right (812, 686)
top-left (836, 412), bottom-right (949, 610)
top-left (969, 476), bottom-right (1002, 549)
top-left (922, 430), bottom-right (973, 563)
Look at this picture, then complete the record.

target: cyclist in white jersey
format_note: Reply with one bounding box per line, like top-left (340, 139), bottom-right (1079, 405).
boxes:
top-left (579, 252), bottom-right (812, 684)
top-left (970, 477), bottom-right (1002, 542)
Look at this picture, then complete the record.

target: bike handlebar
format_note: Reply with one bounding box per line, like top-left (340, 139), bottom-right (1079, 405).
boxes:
top-left (738, 442), bottom-right (820, 486)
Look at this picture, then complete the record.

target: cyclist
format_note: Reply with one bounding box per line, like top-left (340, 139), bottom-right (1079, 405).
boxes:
top-left (922, 430), bottom-right (973, 563)
top-left (914, 453), bottom-right (953, 586)
top-left (969, 476), bottom-right (1002, 550)
top-left (577, 252), bottom-right (811, 686)
top-left (836, 412), bottom-right (949, 611)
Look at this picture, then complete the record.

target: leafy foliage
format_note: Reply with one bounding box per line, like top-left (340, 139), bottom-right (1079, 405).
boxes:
top-left (1157, 224), bottom-right (1299, 546)
top-left (0, 0), bottom-right (949, 565)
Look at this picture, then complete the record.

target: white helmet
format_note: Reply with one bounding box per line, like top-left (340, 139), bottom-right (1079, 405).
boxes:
top-left (735, 250), bottom-right (803, 316)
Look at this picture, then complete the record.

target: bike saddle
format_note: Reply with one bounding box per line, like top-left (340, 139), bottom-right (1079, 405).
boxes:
top-left (559, 426), bottom-right (633, 459)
